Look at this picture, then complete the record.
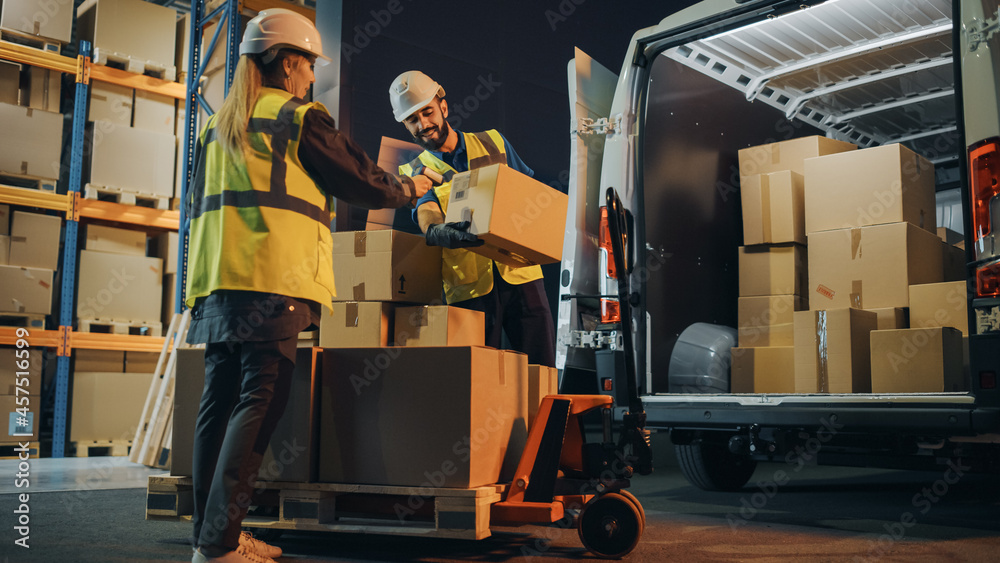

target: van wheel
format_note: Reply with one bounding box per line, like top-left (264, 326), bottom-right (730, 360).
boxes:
top-left (675, 440), bottom-right (757, 491)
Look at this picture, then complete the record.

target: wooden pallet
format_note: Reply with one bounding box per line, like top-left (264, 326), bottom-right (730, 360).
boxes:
top-left (78, 318), bottom-right (162, 337)
top-left (91, 48), bottom-right (177, 82)
top-left (69, 440), bottom-right (131, 457)
top-left (0, 28), bottom-right (64, 54)
top-left (83, 184), bottom-right (170, 210)
top-left (0, 442), bottom-right (40, 459)
top-left (0, 172), bottom-right (57, 193)
top-left (146, 475), bottom-right (503, 540)
top-left (0, 313), bottom-right (45, 330)
top-left (130, 311), bottom-right (191, 469)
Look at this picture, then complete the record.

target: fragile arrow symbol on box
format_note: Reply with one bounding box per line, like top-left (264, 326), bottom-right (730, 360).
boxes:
top-left (398, 275), bottom-right (406, 294)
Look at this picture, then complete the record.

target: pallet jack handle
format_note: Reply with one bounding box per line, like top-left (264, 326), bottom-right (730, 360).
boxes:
top-left (606, 187), bottom-right (653, 475)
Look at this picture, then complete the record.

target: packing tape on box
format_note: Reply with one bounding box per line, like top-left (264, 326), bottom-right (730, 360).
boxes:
top-left (352, 283), bottom-right (365, 301)
top-left (11, 298), bottom-right (25, 313)
top-left (412, 307), bottom-right (428, 327)
top-left (770, 143), bottom-right (780, 165)
top-left (345, 302), bottom-right (359, 328)
top-left (353, 231), bottom-right (367, 257)
top-left (851, 227), bottom-right (862, 260)
top-left (815, 310), bottom-right (829, 393)
top-left (760, 178), bottom-right (772, 242)
top-left (850, 280), bottom-right (863, 309)
top-left (499, 350), bottom-right (507, 386)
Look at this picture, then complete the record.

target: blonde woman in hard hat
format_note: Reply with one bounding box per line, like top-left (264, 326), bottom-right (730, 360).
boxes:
top-left (185, 10), bottom-right (430, 563)
top-left (391, 71), bottom-right (556, 368)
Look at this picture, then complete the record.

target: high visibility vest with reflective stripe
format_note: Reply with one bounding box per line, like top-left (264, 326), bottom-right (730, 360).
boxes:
top-left (399, 130), bottom-right (542, 304)
top-left (186, 88), bottom-right (336, 309)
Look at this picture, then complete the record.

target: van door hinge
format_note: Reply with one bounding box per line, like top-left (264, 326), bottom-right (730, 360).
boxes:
top-left (966, 7), bottom-right (1000, 52)
top-left (578, 116), bottom-right (619, 136)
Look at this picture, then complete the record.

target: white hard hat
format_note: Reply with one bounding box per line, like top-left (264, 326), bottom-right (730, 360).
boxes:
top-left (389, 70), bottom-right (445, 122)
top-left (239, 8), bottom-right (330, 64)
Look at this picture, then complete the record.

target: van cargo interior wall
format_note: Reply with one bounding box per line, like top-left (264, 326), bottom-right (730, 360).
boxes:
top-left (662, 0), bottom-right (960, 172)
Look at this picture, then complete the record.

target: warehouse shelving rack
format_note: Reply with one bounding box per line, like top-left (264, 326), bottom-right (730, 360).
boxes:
top-left (0, 34), bottom-right (184, 457)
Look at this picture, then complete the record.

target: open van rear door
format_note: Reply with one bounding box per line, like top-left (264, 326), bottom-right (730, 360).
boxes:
top-left (557, 48), bottom-right (618, 372)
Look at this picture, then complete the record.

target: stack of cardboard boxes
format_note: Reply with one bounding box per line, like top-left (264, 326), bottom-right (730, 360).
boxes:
top-left (77, 0), bottom-right (178, 205)
top-left (69, 349), bottom-right (155, 452)
top-left (0, 346), bottom-right (42, 445)
top-left (76, 224), bottom-right (163, 334)
top-left (730, 136), bottom-right (855, 392)
top-left (0, 209), bottom-right (60, 323)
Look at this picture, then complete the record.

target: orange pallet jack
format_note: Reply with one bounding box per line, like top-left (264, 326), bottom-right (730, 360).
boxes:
top-left (491, 188), bottom-right (653, 558)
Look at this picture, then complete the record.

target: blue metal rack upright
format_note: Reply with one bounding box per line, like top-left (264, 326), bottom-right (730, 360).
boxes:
top-left (176, 0), bottom-right (243, 312)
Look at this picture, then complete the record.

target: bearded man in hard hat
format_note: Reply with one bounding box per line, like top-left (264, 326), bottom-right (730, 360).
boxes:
top-left (389, 71), bottom-right (555, 367)
top-left (185, 10), bottom-right (430, 563)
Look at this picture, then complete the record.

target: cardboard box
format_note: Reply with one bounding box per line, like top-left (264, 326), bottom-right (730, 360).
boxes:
top-left (444, 163), bottom-right (568, 267)
top-left (738, 244), bottom-right (807, 297)
top-left (1, 394), bottom-right (40, 442)
top-left (152, 232), bottom-right (178, 274)
top-left (88, 81), bottom-right (133, 126)
top-left (738, 135), bottom-right (856, 177)
top-left (804, 144), bottom-right (936, 235)
top-left (125, 351), bottom-right (159, 373)
top-left (162, 273), bottom-right (176, 327)
top-left (870, 328), bottom-right (964, 392)
top-left (527, 364), bottom-right (558, 428)
top-left (1, 0), bottom-right (74, 43)
top-left (89, 121), bottom-right (176, 197)
top-left (27, 66), bottom-right (59, 112)
top-left (794, 308), bottom-right (876, 393)
top-left (394, 306), bottom-right (486, 347)
top-left (909, 281), bottom-right (969, 336)
top-left (0, 235), bottom-right (8, 265)
top-left (0, 60), bottom-right (19, 106)
top-left (741, 171), bottom-right (805, 245)
top-left (76, 0), bottom-right (177, 68)
top-left (0, 265), bottom-right (52, 314)
top-left (85, 224), bottom-right (146, 256)
top-left (942, 240), bottom-right (965, 282)
top-left (319, 302), bottom-right (393, 348)
top-left (171, 347), bottom-right (319, 482)
top-left (731, 346), bottom-right (795, 393)
top-left (808, 222), bottom-right (943, 310)
top-left (738, 295), bottom-right (805, 347)
top-left (134, 90), bottom-right (175, 134)
top-left (8, 211), bottom-right (61, 270)
top-left (318, 346), bottom-right (529, 488)
top-left (0, 103), bottom-right (63, 181)
top-left (73, 349), bottom-right (124, 372)
top-left (77, 250), bottom-right (162, 323)
top-left (0, 204), bottom-right (8, 235)
top-left (69, 371), bottom-right (153, 442)
top-left (938, 227), bottom-right (963, 245)
top-left (331, 230), bottom-right (442, 303)
top-left (0, 347), bottom-right (42, 395)
top-left (865, 307), bottom-right (908, 330)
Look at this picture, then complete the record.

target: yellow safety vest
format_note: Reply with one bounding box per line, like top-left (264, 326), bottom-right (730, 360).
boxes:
top-left (186, 88), bottom-right (336, 310)
top-left (399, 130), bottom-right (543, 304)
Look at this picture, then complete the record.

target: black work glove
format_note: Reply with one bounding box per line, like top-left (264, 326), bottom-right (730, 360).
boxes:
top-left (425, 221), bottom-right (485, 249)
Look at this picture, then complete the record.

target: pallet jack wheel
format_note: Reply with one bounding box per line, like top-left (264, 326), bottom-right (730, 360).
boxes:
top-left (617, 489), bottom-right (646, 528)
top-left (577, 492), bottom-right (644, 559)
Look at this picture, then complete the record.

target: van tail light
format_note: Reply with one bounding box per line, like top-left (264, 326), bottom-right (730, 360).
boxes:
top-left (599, 206), bottom-right (621, 323)
top-left (969, 138), bottom-right (1000, 298)
top-left (976, 259), bottom-right (1000, 298)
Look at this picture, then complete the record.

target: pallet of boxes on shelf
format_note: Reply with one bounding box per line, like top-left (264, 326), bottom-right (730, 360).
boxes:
top-left (0, 345), bottom-right (42, 457)
top-left (75, 223), bottom-right (163, 336)
top-left (730, 135), bottom-right (856, 393)
top-left (68, 348), bottom-right (155, 457)
top-left (0, 55), bottom-right (64, 192)
top-left (0, 0), bottom-right (74, 53)
top-left (0, 209), bottom-right (60, 330)
top-left (77, 0), bottom-right (178, 210)
top-left (800, 142), bottom-right (961, 394)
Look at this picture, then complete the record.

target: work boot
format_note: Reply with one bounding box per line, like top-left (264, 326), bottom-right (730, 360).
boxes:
top-left (239, 531), bottom-right (282, 558)
top-left (191, 545), bottom-right (277, 563)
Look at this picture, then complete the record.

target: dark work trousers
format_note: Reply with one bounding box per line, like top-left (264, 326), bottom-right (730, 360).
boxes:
top-left (455, 264), bottom-right (556, 366)
top-left (190, 335), bottom-right (297, 554)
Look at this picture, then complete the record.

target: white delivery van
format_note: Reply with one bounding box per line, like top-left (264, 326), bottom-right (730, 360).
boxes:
top-left (559, 0), bottom-right (1000, 490)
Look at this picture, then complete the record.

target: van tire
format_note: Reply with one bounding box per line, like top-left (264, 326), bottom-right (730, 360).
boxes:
top-left (675, 441), bottom-right (757, 491)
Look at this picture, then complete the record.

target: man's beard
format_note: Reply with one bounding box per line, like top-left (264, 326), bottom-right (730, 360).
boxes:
top-left (413, 119), bottom-right (452, 151)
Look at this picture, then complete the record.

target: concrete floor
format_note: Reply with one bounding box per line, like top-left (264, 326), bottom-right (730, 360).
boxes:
top-left (1, 440), bottom-right (998, 562)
